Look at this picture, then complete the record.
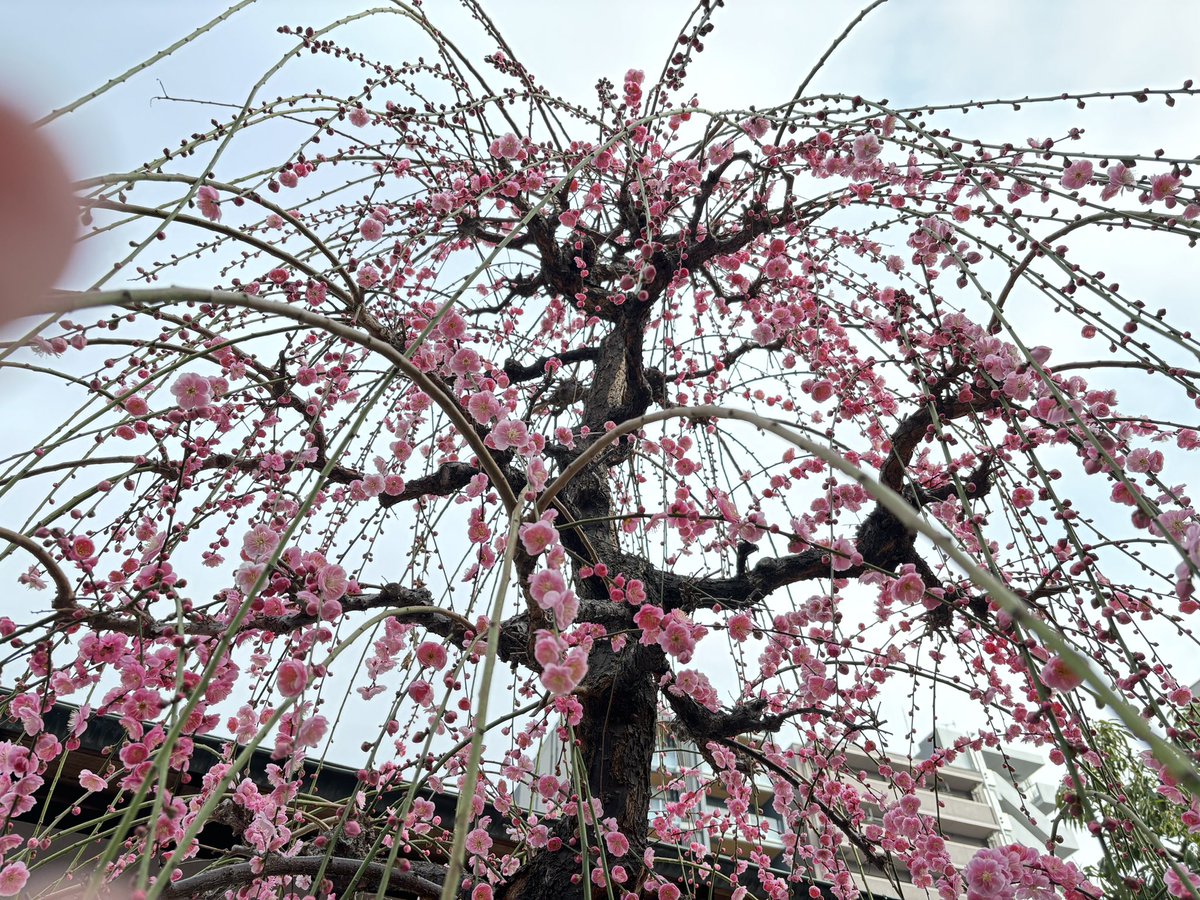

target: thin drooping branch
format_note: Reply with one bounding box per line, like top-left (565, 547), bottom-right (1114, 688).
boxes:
top-left (161, 854), bottom-right (447, 899)
top-left (712, 735), bottom-right (902, 886)
top-left (986, 212), bottom-right (1123, 334)
top-left (36, 0), bottom-right (259, 126)
top-left (0, 526), bottom-right (74, 613)
top-left (82, 173), bottom-right (358, 298)
top-left (772, 0), bottom-right (892, 144)
top-left (88, 199), bottom-right (356, 306)
top-left (54, 287), bottom-right (519, 510)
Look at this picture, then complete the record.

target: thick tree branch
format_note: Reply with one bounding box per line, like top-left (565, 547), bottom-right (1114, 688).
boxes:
top-left (664, 690), bottom-right (823, 741)
top-left (502, 346), bottom-right (599, 383)
top-left (879, 396), bottom-right (993, 493)
top-left (667, 336), bottom-right (786, 383)
top-left (70, 585), bottom-right (468, 643)
top-left (906, 453), bottom-right (996, 508)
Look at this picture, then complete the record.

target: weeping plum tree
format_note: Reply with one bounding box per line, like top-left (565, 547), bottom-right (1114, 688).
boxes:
top-left (4, 2), bottom-right (1200, 898)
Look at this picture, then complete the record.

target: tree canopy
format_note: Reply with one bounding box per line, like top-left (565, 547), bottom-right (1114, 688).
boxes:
top-left (3, 3), bottom-right (1200, 899)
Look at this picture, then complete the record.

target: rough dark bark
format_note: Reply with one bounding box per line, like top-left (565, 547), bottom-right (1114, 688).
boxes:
top-left (498, 654), bottom-right (658, 899)
top-left (487, 184), bottom-right (985, 899)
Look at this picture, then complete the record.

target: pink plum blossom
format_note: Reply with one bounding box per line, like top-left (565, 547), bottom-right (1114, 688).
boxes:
top-left (416, 641), bottom-right (448, 670)
top-left (1151, 172), bottom-right (1182, 202)
top-left (295, 714), bottom-right (328, 748)
top-left (277, 659), bottom-right (308, 698)
top-left (963, 849), bottom-right (1012, 898)
top-left (1041, 654), bottom-right (1086, 693)
top-left (605, 830), bottom-right (630, 856)
top-left (541, 663), bottom-right (577, 695)
top-left (728, 613), bottom-right (753, 641)
top-left (520, 520), bottom-right (558, 555)
top-left (70, 534), bottom-right (96, 560)
top-left (659, 622), bottom-right (696, 662)
top-left (490, 418), bottom-right (530, 452)
top-left (408, 679), bottom-right (434, 707)
top-left (892, 566), bottom-right (925, 605)
top-left (552, 590), bottom-right (579, 628)
top-left (79, 768), bottom-right (108, 791)
top-left (810, 379), bottom-right (834, 403)
top-left (196, 185), bottom-right (221, 221)
top-left (740, 117), bottom-right (769, 139)
top-left (763, 256), bottom-right (790, 280)
top-left (625, 579), bottom-right (647, 605)
top-left (235, 562), bottom-right (265, 595)
top-left (356, 263), bottom-right (381, 288)
top-left (828, 537), bottom-right (862, 571)
top-left (853, 133), bottom-right (882, 161)
top-left (317, 563), bottom-right (348, 601)
top-left (488, 133), bottom-right (526, 161)
top-left (1060, 160), bottom-right (1094, 190)
top-left (0, 862), bottom-right (29, 897)
top-left (1101, 162), bottom-right (1135, 200)
top-left (530, 569), bottom-right (566, 603)
top-left (623, 69), bottom-right (644, 108)
top-left (1167, 865), bottom-right (1200, 898)
top-left (171, 372), bottom-right (213, 410)
top-left (534, 630), bottom-right (565, 667)
top-left (465, 827), bottom-right (493, 856)
top-left (242, 524), bottom-right (280, 562)
top-left (360, 216), bottom-right (384, 241)
top-left (467, 390), bottom-right (503, 425)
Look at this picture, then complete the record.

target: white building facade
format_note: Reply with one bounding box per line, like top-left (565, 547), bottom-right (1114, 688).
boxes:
top-left (520, 720), bottom-right (1078, 899)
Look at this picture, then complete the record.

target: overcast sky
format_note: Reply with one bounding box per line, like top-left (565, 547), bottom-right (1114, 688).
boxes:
top-left (5, 2), bottom-right (1199, 182)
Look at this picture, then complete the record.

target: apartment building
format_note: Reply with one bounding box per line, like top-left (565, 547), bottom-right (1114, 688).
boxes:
top-left (918, 726), bottom-right (1077, 863)
top-left (641, 723), bottom-right (1077, 900)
